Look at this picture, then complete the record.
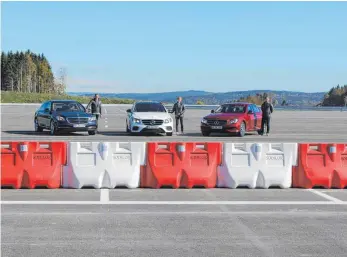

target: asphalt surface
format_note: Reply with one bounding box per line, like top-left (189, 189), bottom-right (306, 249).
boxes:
top-left (2, 189), bottom-right (347, 257)
top-left (1, 104), bottom-right (347, 142)
top-left (1, 104), bottom-right (347, 256)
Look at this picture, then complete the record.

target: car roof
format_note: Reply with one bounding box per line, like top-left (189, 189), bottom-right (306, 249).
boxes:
top-left (50, 100), bottom-right (78, 102)
top-left (134, 101), bottom-right (162, 104)
top-left (222, 102), bottom-right (252, 105)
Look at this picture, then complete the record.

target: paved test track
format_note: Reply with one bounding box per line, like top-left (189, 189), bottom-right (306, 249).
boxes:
top-left (2, 189), bottom-right (347, 257)
top-left (1, 104), bottom-right (347, 256)
top-left (1, 104), bottom-right (347, 142)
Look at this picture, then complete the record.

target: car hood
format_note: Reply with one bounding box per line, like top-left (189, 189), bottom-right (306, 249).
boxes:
top-left (133, 112), bottom-right (171, 120)
top-left (54, 111), bottom-right (92, 118)
top-left (204, 113), bottom-right (245, 120)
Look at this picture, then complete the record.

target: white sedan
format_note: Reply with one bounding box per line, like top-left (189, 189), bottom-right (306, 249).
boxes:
top-left (126, 101), bottom-right (174, 136)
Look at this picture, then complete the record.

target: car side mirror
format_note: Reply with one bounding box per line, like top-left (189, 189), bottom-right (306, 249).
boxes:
top-left (44, 108), bottom-right (50, 113)
top-left (126, 109), bottom-right (131, 113)
top-left (211, 110), bottom-right (215, 113)
top-left (247, 110), bottom-right (253, 114)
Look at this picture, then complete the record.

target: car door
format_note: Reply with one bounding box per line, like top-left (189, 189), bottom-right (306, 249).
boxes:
top-left (251, 104), bottom-right (260, 130)
top-left (254, 105), bottom-right (262, 129)
top-left (126, 104), bottom-right (134, 128)
top-left (36, 103), bottom-right (45, 127)
top-left (246, 105), bottom-right (256, 131)
top-left (41, 102), bottom-right (52, 128)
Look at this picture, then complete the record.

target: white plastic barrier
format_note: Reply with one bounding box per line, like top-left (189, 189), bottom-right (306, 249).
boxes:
top-left (63, 142), bottom-right (146, 189)
top-left (217, 143), bottom-right (298, 189)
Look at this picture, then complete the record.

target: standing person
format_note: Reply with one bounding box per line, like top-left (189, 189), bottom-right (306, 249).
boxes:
top-left (86, 94), bottom-right (102, 132)
top-left (260, 97), bottom-right (273, 136)
top-left (170, 96), bottom-right (185, 135)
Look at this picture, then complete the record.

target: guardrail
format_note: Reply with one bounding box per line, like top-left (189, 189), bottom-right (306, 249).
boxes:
top-left (1, 103), bottom-right (346, 111)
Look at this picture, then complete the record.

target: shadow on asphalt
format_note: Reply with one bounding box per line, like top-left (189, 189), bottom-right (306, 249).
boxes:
top-left (100, 131), bottom-right (166, 137)
top-left (3, 131), bottom-right (87, 136)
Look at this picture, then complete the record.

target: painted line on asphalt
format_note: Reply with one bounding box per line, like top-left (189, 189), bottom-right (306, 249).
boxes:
top-left (3, 211), bottom-right (347, 216)
top-left (1, 200), bottom-right (346, 205)
top-left (307, 189), bottom-right (344, 203)
top-left (100, 189), bottom-right (109, 203)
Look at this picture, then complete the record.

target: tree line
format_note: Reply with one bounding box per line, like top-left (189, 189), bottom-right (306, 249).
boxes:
top-left (1, 50), bottom-right (65, 94)
top-left (321, 84), bottom-right (347, 106)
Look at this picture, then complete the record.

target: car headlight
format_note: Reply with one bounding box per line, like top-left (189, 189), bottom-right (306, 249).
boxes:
top-left (56, 116), bottom-right (65, 121)
top-left (201, 119), bottom-right (208, 124)
top-left (164, 118), bottom-right (172, 123)
top-left (88, 116), bottom-right (96, 122)
top-left (230, 118), bottom-right (238, 124)
top-left (133, 118), bottom-right (141, 124)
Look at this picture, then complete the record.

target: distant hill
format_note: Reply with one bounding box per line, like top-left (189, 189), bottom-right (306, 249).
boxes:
top-left (68, 90), bottom-right (326, 106)
top-left (69, 90), bottom-right (212, 102)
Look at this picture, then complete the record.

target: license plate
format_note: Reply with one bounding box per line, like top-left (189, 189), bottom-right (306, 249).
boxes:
top-left (211, 126), bottom-right (222, 129)
top-left (146, 126), bottom-right (158, 129)
top-left (73, 124), bottom-right (85, 128)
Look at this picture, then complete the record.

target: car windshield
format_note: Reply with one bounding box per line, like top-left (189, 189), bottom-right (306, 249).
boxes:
top-left (215, 104), bottom-right (246, 113)
top-left (134, 103), bottom-right (166, 112)
top-left (52, 102), bottom-right (85, 112)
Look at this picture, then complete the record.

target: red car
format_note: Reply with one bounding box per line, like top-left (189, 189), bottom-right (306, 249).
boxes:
top-left (200, 102), bottom-right (262, 137)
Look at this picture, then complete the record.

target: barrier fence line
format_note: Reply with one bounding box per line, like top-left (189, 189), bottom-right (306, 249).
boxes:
top-left (1, 141), bottom-right (347, 190)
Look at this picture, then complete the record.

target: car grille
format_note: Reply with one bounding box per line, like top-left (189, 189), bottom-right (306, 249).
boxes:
top-left (67, 117), bottom-right (89, 124)
top-left (206, 119), bottom-right (227, 126)
top-left (142, 119), bottom-right (164, 125)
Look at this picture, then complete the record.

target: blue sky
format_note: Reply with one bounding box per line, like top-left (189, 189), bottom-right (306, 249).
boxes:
top-left (2, 1), bottom-right (346, 93)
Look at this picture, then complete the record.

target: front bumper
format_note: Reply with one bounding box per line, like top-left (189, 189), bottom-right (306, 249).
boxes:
top-left (130, 123), bottom-right (173, 134)
top-left (200, 122), bottom-right (241, 134)
top-left (56, 120), bottom-right (98, 132)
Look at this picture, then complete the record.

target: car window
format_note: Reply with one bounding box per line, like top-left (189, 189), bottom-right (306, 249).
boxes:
top-left (52, 102), bottom-right (85, 112)
top-left (249, 105), bottom-right (255, 113)
top-left (215, 104), bottom-right (246, 113)
top-left (251, 104), bottom-right (259, 113)
top-left (39, 102), bottom-right (46, 111)
top-left (134, 103), bottom-right (166, 112)
top-left (42, 102), bottom-right (50, 111)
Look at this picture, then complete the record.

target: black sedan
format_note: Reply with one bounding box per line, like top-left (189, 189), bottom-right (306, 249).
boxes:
top-left (34, 100), bottom-right (98, 135)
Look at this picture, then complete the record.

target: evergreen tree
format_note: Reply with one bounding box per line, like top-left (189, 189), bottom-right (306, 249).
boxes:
top-left (1, 50), bottom-right (62, 94)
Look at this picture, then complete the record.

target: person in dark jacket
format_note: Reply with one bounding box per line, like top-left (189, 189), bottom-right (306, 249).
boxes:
top-left (170, 97), bottom-right (185, 135)
top-left (260, 97), bottom-right (273, 136)
top-left (86, 94), bottom-right (102, 131)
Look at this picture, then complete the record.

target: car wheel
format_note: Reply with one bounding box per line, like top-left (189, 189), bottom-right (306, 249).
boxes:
top-left (202, 131), bottom-right (210, 137)
top-left (238, 122), bottom-right (246, 137)
top-left (88, 131), bottom-right (96, 135)
top-left (166, 132), bottom-right (173, 136)
top-left (49, 120), bottom-right (57, 135)
top-left (34, 118), bottom-right (43, 132)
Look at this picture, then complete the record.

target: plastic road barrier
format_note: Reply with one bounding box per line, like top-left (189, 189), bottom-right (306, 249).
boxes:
top-left (217, 143), bottom-right (298, 189)
top-left (292, 143), bottom-right (347, 189)
top-left (63, 142), bottom-right (146, 188)
top-left (142, 142), bottom-right (222, 188)
top-left (1, 141), bottom-right (67, 189)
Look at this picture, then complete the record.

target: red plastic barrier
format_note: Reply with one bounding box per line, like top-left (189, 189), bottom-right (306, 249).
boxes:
top-left (142, 142), bottom-right (222, 188)
top-left (1, 142), bottom-right (67, 189)
top-left (292, 143), bottom-right (347, 189)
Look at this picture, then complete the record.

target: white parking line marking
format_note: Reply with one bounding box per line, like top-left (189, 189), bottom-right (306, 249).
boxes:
top-left (1, 200), bottom-right (346, 205)
top-left (100, 189), bottom-right (109, 203)
top-left (307, 189), bottom-right (344, 203)
top-left (3, 211), bottom-right (347, 216)
top-left (105, 125), bottom-right (108, 128)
